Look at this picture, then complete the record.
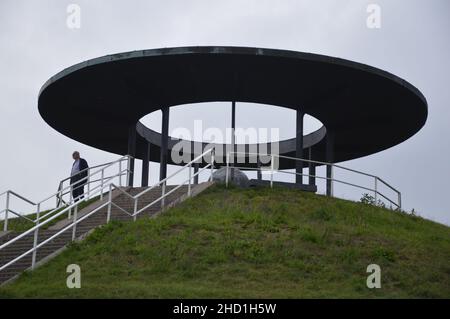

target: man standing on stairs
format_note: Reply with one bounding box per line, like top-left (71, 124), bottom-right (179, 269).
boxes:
top-left (70, 151), bottom-right (89, 202)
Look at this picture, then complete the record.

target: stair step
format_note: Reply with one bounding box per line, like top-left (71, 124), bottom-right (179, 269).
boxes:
top-left (0, 184), bottom-right (201, 284)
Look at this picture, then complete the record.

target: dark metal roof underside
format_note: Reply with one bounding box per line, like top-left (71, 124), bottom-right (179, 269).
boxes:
top-left (38, 46), bottom-right (427, 169)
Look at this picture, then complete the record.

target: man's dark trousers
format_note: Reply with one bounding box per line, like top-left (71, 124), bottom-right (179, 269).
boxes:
top-left (72, 181), bottom-right (85, 201)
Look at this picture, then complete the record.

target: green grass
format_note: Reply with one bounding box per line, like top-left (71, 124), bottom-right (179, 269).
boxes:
top-left (1, 185), bottom-right (449, 298)
top-left (0, 196), bottom-right (100, 233)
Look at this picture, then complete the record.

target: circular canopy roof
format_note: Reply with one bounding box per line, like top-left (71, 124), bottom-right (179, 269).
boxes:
top-left (38, 46), bottom-right (427, 169)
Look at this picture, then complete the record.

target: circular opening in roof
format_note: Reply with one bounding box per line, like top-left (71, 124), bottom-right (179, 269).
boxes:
top-left (139, 102), bottom-right (323, 143)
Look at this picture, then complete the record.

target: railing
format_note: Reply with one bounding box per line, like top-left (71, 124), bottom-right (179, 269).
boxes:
top-left (0, 149), bottom-right (214, 272)
top-left (0, 147), bottom-right (399, 276)
top-left (106, 148), bottom-right (215, 221)
top-left (0, 155), bottom-right (132, 232)
top-left (225, 152), bottom-right (402, 209)
top-left (0, 191), bottom-right (36, 232)
top-left (55, 157), bottom-right (131, 207)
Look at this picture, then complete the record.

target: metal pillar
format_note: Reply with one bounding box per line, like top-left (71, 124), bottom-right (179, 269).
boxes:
top-left (160, 106), bottom-right (170, 181)
top-left (194, 162), bottom-right (199, 184)
top-left (127, 125), bottom-right (136, 187)
top-left (296, 110), bottom-right (304, 184)
top-left (141, 142), bottom-right (150, 187)
top-left (308, 147), bottom-right (316, 186)
top-left (256, 143), bottom-right (262, 180)
top-left (231, 101), bottom-right (236, 181)
top-left (231, 101), bottom-right (236, 156)
top-left (326, 130), bottom-right (334, 196)
top-left (257, 158), bottom-right (262, 181)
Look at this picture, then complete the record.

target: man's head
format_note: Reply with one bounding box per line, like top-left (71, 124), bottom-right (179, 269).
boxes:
top-left (72, 151), bottom-right (80, 160)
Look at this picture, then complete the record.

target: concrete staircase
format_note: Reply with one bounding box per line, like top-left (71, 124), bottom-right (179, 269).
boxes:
top-left (0, 183), bottom-right (209, 285)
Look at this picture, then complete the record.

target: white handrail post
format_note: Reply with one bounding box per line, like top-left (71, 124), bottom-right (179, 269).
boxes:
top-left (374, 177), bottom-right (378, 203)
top-left (126, 156), bottom-right (131, 186)
top-left (270, 155), bottom-right (274, 188)
top-left (226, 153), bottom-right (229, 187)
top-left (58, 184), bottom-right (63, 208)
top-left (119, 160), bottom-right (122, 187)
top-left (188, 163), bottom-right (192, 197)
top-left (35, 203), bottom-right (41, 224)
top-left (3, 191), bottom-right (10, 231)
top-left (100, 169), bottom-right (105, 200)
top-left (31, 203), bottom-right (41, 270)
top-left (86, 168), bottom-right (91, 200)
top-left (107, 184), bottom-right (112, 223)
top-left (398, 192), bottom-right (402, 210)
top-left (56, 182), bottom-right (61, 207)
top-left (133, 199), bottom-right (138, 221)
top-left (210, 149), bottom-right (215, 180)
top-left (72, 203), bottom-right (78, 241)
top-left (161, 182), bottom-right (166, 210)
top-left (68, 188), bottom-right (72, 219)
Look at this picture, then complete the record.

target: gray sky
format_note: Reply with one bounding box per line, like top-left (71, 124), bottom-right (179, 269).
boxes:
top-left (0, 0), bottom-right (449, 225)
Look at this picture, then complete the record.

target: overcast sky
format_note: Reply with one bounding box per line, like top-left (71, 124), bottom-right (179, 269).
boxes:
top-left (0, 0), bottom-right (449, 225)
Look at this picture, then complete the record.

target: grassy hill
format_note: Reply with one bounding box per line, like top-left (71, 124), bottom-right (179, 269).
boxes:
top-left (0, 185), bottom-right (449, 298)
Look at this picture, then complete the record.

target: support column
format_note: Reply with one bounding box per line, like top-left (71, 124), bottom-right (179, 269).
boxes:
top-left (159, 106), bottom-right (170, 182)
top-left (141, 142), bottom-right (150, 187)
top-left (308, 147), bottom-right (316, 186)
top-left (257, 157), bottom-right (262, 180)
top-left (231, 101), bottom-right (236, 181)
top-left (296, 110), bottom-right (304, 184)
top-left (231, 101), bottom-right (236, 156)
top-left (257, 142), bottom-right (262, 180)
top-left (326, 130), bottom-right (334, 197)
top-left (194, 162), bottom-right (199, 184)
top-left (127, 125), bottom-right (137, 187)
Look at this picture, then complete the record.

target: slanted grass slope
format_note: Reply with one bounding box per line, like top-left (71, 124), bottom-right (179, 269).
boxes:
top-left (1, 185), bottom-right (449, 298)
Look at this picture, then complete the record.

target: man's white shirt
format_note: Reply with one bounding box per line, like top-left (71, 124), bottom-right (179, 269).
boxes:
top-left (71, 159), bottom-right (80, 176)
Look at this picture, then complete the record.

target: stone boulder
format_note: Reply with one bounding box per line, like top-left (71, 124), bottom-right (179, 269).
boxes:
top-left (211, 167), bottom-right (249, 188)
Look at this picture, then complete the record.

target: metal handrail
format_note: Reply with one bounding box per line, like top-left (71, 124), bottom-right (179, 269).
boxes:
top-left (237, 166), bottom-right (401, 208)
top-left (0, 146), bottom-right (402, 277)
top-left (56, 173), bottom-right (129, 203)
top-left (0, 173), bottom-right (125, 271)
top-left (134, 163), bottom-right (212, 216)
top-left (35, 170), bottom-right (126, 228)
top-left (0, 148), bottom-right (215, 273)
top-left (4, 162), bottom-right (124, 232)
top-left (0, 185), bottom-right (105, 252)
top-left (37, 168), bottom-right (130, 224)
top-left (0, 201), bottom-right (110, 272)
top-left (58, 161), bottom-right (117, 184)
top-left (0, 208), bottom-right (35, 223)
top-left (107, 149), bottom-right (215, 220)
top-left (6, 190), bottom-right (36, 206)
top-left (0, 155), bottom-right (132, 230)
top-left (53, 156), bottom-right (130, 206)
top-left (227, 151), bottom-right (401, 209)
top-left (133, 149), bottom-right (213, 199)
top-left (53, 160), bottom-right (124, 205)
